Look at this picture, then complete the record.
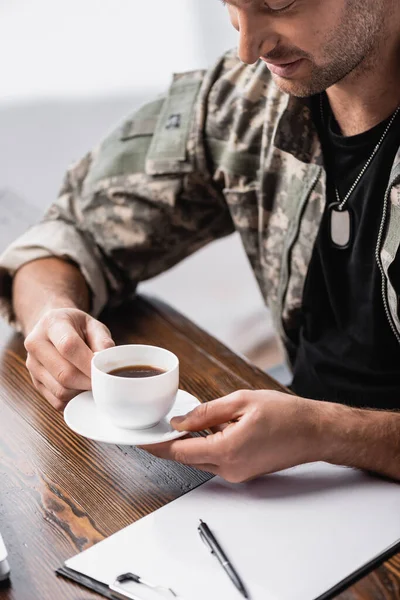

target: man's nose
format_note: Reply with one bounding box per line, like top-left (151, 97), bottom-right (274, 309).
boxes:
top-left (237, 9), bottom-right (277, 64)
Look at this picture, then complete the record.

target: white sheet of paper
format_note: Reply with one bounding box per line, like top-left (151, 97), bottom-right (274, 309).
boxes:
top-left (65, 462), bottom-right (400, 600)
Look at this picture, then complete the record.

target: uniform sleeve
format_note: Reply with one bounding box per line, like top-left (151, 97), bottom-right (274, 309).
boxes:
top-left (0, 68), bottom-right (235, 330)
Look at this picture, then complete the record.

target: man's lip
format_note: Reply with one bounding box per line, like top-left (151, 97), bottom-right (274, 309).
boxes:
top-left (261, 57), bottom-right (304, 77)
top-left (261, 57), bottom-right (300, 66)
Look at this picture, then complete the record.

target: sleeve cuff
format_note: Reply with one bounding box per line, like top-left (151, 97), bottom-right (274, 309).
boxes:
top-left (0, 220), bottom-right (109, 331)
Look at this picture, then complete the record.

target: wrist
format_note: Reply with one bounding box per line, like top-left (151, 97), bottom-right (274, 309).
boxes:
top-left (294, 397), bottom-right (331, 464)
top-left (297, 398), bottom-right (355, 465)
top-left (315, 400), bottom-right (371, 466)
top-left (301, 398), bottom-right (400, 481)
top-left (13, 258), bottom-right (91, 336)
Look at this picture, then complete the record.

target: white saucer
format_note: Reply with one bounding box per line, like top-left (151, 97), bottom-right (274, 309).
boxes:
top-left (64, 389), bottom-right (200, 446)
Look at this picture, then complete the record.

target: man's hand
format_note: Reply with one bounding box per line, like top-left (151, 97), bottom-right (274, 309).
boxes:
top-left (143, 390), bottom-right (321, 483)
top-left (25, 308), bottom-right (115, 411)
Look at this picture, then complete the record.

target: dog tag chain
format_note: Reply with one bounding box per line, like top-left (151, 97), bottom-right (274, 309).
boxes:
top-left (320, 97), bottom-right (400, 248)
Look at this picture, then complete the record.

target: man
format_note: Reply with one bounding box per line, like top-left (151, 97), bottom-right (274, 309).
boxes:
top-left (1, 0), bottom-right (400, 483)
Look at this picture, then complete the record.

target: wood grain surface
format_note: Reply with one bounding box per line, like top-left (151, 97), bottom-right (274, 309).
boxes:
top-left (0, 296), bottom-right (399, 600)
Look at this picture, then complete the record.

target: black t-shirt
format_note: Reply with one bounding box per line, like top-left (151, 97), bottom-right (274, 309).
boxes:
top-left (291, 95), bottom-right (400, 410)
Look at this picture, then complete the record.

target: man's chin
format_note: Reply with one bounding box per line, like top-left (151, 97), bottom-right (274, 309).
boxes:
top-left (271, 74), bottom-right (319, 98)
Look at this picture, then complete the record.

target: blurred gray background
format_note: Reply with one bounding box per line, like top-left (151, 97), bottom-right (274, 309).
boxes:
top-left (0, 0), bottom-right (281, 369)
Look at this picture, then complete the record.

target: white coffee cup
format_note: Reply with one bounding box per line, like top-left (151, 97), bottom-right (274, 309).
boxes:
top-left (91, 345), bottom-right (179, 430)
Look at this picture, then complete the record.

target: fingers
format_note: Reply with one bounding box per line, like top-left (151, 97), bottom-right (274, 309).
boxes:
top-left (139, 438), bottom-right (221, 475)
top-left (171, 392), bottom-right (248, 432)
top-left (27, 354), bottom-right (82, 405)
top-left (85, 318), bottom-right (115, 353)
top-left (189, 464), bottom-right (221, 475)
top-left (30, 374), bottom-right (71, 412)
top-left (142, 435), bottom-right (222, 466)
top-left (26, 341), bottom-right (92, 391)
top-left (24, 308), bottom-right (116, 411)
top-left (46, 320), bottom-right (94, 379)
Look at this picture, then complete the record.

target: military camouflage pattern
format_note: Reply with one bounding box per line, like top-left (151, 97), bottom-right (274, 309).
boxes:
top-left (1, 49), bottom-right (400, 357)
top-left (378, 148), bottom-right (400, 346)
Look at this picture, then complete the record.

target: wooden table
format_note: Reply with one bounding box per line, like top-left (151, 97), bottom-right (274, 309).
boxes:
top-left (1, 296), bottom-right (400, 600)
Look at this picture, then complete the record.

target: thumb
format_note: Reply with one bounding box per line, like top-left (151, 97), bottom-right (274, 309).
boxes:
top-left (85, 317), bottom-right (115, 353)
top-left (171, 394), bottom-right (246, 432)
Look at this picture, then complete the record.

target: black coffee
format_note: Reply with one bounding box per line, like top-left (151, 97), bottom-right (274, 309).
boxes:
top-left (108, 365), bottom-right (166, 378)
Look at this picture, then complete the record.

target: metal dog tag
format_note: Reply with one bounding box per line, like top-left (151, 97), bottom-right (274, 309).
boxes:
top-left (329, 203), bottom-right (352, 248)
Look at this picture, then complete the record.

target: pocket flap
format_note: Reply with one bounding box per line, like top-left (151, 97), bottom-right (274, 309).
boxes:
top-left (120, 98), bottom-right (164, 140)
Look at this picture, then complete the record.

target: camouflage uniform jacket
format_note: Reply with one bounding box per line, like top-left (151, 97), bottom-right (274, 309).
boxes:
top-left (1, 50), bottom-right (400, 362)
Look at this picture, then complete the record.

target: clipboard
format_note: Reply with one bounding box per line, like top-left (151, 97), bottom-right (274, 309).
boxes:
top-left (57, 542), bottom-right (400, 600)
top-left (57, 463), bottom-right (400, 600)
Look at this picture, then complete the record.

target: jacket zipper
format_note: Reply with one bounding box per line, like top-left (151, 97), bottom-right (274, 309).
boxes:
top-left (375, 178), bottom-right (400, 346)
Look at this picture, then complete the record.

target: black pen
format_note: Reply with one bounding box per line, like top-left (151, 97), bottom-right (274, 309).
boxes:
top-left (198, 519), bottom-right (249, 599)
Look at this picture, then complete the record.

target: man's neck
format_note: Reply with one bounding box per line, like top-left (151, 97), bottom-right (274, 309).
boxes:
top-left (326, 41), bottom-right (400, 137)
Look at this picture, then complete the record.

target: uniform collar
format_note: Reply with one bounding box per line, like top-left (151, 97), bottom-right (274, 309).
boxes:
top-left (273, 92), bottom-right (324, 166)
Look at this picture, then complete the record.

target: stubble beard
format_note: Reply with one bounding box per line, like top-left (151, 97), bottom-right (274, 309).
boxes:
top-left (272, 0), bottom-right (386, 98)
